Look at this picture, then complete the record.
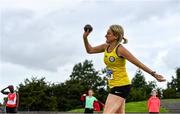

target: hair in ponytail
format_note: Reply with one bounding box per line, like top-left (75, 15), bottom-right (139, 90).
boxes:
top-left (123, 37), bottom-right (128, 44)
top-left (109, 24), bottom-right (128, 44)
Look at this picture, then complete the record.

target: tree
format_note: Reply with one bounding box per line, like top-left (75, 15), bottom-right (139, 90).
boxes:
top-left (176, 67), bottom-right (180, 92)
top-left (69, 60), bottom-right (107, 103)
top-left (17, 60), bottom-right (107, 111)
top-left (127, 69), bottom-right (157, 102)
top-left (146, 81), bottom-right (157, 97)
top-left (53, 60), bottom-right (107, 111)
top-left (163, 67), bottom-right (180, 98)
top-left (18, 77), bottom-right (57, 111)
top-left (131, 69), bottom-right (147, 89)
top-left (70, 60), bottom-right (106, 91)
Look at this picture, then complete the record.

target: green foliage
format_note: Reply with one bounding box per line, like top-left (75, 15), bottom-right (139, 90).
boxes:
top-left (64, 60), bottom-right (107, 110)
top-left (163, 88), bottom-right (177, 98)
top-left (18, 77), bottom-right (57, 111)
top-left (17, 60), bottom-right (179, 111)
top-left (176, 68), bottom-right (180, 92)
top-left (131, 70), bottom-right (147, 89)
top-left (18, 60), bottom-right (107, 111)
top-left (70, 60), bottom-right (106, 91)
top-left (163, 67), bottom-right (180, 98)
top-left (127, 69), bottom-right (158, 102)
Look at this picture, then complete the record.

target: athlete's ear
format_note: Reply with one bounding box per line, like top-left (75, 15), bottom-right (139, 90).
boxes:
top-left (114, 35), bottom-right (118, 40)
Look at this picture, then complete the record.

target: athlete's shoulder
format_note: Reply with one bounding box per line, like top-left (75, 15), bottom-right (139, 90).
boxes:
top-left (117, 44), bottom-right (126, 50)
top-left (116, 44), bottom-right (128, 57)
top-left (149, 96), bottom-right (153, 100)
top-left (93, 96), bottom-right (97, 100)
top-left (117, 44), bottom-right (130, 54)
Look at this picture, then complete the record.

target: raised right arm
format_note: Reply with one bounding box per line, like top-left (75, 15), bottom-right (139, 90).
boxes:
top-left (1, 87), bottom-right (9, 95)
top-left (83, 30), bottom-right (107, 54)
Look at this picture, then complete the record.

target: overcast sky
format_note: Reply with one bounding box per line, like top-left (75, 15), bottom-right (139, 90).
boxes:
top-left (0, 0), bottom-right (180, 103)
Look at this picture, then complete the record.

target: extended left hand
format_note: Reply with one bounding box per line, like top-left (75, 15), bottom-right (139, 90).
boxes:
top-left (154, 73), bottom-right (166, 82)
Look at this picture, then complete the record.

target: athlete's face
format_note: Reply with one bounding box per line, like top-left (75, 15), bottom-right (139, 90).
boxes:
top-left (8, 86), bottom-right (14, 93)
top-left (152, 91), bottom-right (157, 97)
top-left (105, 29), bottom-right (117, 44)
top-left (88, 90), bottom-right (93, 96)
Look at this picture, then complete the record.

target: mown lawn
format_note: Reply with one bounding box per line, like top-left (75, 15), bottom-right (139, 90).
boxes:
top-left (125, 101), bottom-right (168, 112)
top-left (68, 100), bottom-right (169, 113)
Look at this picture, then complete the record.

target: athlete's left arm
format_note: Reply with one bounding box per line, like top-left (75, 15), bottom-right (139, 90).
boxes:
top-left (118, 45), bottom-right (166, 82)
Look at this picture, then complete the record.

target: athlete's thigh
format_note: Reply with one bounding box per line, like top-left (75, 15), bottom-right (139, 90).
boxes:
top-left (103, 93), bottom-right (125, 113)
top-left (116, 99), bottom-right (125, 113)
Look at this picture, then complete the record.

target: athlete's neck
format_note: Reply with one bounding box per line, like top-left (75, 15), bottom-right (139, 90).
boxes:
top-left (88, 95), bottom-right (93, 98)
top-left (109, 41), bottom-right (119, 50)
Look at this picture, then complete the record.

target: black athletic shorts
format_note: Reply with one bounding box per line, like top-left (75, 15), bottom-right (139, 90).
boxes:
top-left (149, 112), bottom-right (159, 114)
top-left (84, 108), bottom-right (93, 114)
top-left (6, 107), bottom-right (17, 113)
top-left (110, 84), bottom-right (131, 99)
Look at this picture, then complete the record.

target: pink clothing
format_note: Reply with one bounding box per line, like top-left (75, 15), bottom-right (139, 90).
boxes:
top-left (148, 96), bottom-right (160, 112)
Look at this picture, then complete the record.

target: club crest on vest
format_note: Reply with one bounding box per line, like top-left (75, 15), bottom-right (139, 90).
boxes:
top-left (109, 56), bottom-right (115, 62)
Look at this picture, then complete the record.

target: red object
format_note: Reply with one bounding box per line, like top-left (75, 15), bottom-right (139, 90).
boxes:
top-left (80, 95), bottom-right (105, 111)
top-left (148, 96), bottom-right (160, 112)
top-left (93, 100), bottom-right (100, 112)
top-left (80, 95), bottom-right (85, 102)
top-left (6, 93), bottom-right (17, 108)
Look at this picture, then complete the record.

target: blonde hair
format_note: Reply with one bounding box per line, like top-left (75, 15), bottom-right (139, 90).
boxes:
top-left (109, 24), bottom-right (128, 44)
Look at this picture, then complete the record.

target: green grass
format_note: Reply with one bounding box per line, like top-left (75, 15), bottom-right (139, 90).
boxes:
top-left (68, 100), bottom-right (169, 113)
top-left (68, 108), bottom-right (84, 113)
top-left (125, 101), bottom-right (168, 112)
